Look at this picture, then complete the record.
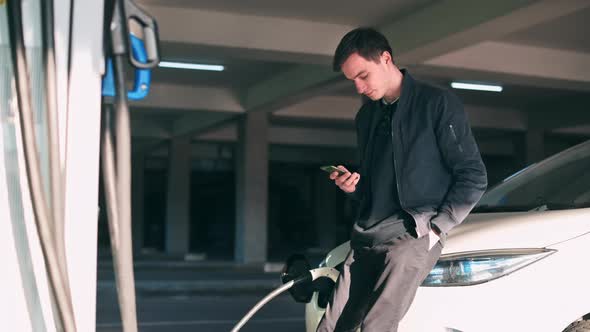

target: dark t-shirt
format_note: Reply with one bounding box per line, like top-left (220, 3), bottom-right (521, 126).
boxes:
top-left (351, 100), bottom-right (414, 249)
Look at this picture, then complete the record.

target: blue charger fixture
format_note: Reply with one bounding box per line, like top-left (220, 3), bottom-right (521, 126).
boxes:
top-left (102, 34), bottom-right (152, 100)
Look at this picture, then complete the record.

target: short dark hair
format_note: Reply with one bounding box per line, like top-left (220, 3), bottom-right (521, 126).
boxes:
top-left (332, 27), bottom-right (393, 72)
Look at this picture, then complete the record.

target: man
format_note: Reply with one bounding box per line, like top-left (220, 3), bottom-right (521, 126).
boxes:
top-left (317, 27), bottom-right (488, 332)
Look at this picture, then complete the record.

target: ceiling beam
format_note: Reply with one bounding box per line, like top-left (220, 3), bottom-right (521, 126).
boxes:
top-left (277, 95), bottom-right (361, 120)
top-left (130, 116), bottom-right (171, 138)
top-left (131, 83), bottom-right (244, 113)
top-left (172, 112), bottom-right (238, 138)
top-left (241, 65), bottom-right (342, 111)
top-left (142, 5), bottom-right (352, 64)
top-left (410, 64), bottom-right (590, 92)
top-left (396, 0), bottom-right (590, 64)
top-left (196, 105), bottom-right (525, 147)
top-left (197, 124), bottom-right (357, 147)
top-left (276, 95), bottom-right (526, 130)
top-left (425, 42), bottom-right (590, 83)
top-left (466, 105), bottom-right (526, 131)
top-left (553, 126), bottom-right (590, 136)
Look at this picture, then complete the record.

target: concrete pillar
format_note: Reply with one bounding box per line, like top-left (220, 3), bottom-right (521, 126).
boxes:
top-left (131, 155), bottom-right (145, 254)
top-left (165, 137), bottom-right (191, 255)
top-left (313, 171), bottom-right (337, 250)
top-left (235, 112), bottom-right (269, 264)
top-left (525, 129), bottom-right (545, 165)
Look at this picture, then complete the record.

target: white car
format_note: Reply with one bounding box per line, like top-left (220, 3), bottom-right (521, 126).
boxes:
top-left (298, 139), bottom-right (590, 332)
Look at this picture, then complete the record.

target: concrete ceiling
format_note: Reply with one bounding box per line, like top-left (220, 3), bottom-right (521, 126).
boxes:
top-left (129, 0), bottom-right (590, 150)
top-left (139, 0), bottom-right (435, 26)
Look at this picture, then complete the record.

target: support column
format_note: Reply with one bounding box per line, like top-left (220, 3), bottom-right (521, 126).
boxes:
top-left (235, 112), bottom-right (269, 264)
top-left (131, 155), bottom-right (145, 254)
top-left (165, 137), bottom-right (191, 255)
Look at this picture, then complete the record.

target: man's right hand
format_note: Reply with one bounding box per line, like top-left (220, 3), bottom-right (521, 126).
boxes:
top-left (330, 165), bottom-right (360, 193)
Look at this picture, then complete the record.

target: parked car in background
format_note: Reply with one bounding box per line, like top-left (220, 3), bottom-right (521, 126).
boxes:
top-left (302, 139), bottom-right (590, 332)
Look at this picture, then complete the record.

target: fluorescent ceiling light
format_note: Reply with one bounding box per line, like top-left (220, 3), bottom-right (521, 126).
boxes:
top-left (451, 82), bottom-right (503, 92)
top-left (158, 61), bottom-right (224, 71)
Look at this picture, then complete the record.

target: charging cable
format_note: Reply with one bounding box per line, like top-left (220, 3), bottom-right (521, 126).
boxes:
top-left (231, 267), bottom-right (339, 332)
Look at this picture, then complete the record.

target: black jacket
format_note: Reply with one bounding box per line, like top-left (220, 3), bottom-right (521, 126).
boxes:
top-left (350, 70), bottom-right (488, 244)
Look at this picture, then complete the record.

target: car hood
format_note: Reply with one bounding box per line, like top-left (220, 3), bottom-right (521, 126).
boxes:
top-left (442, 207), bottom-right (590, 254)
top-left (322, 208), bottom-right (590, 268)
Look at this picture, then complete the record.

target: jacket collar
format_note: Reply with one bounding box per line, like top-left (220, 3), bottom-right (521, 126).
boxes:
top-left (365, 68), bottom-right (414, 156)
top-left (397, 68), bottom-right (415, 115)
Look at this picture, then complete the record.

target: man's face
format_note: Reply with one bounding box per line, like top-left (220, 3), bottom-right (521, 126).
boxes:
top-left (341, 52), bottom-right (390, 100)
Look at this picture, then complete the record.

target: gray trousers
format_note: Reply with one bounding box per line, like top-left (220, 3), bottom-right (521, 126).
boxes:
top-left (316, 233), bottom-right (442, 332)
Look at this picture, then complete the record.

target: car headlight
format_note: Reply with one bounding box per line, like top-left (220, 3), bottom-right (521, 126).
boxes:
top-left (422, 248), bottom-right (556, 287)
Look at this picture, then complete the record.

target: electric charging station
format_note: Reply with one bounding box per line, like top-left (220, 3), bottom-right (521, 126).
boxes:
top-left (2, 1), bottom-right (341, 331)
top-left (1, 0), bottom-right (158, 330)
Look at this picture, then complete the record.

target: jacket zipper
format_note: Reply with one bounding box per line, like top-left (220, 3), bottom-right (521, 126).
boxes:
top-left (449, 124), bottom-right (464, 153)
top-left (391, 113), bottom-right (419, 235)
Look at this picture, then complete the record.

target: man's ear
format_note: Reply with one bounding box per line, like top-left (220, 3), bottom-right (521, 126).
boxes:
top-left (381, 51), bottom-right (393, 64)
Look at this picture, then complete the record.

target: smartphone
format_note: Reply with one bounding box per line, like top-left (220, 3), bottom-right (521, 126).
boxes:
top-left (320, 165), bottom-right (347, 176)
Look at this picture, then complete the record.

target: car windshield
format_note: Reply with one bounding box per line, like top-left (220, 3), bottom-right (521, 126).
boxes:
top-left (475, 140), bottom-right (590, 212)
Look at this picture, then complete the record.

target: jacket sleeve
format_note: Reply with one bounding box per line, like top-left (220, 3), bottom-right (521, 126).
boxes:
top-left (430, 91), bottom-right (488, 236)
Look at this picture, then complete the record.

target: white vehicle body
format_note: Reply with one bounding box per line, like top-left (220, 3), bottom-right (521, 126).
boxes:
top-left (306, 140), bottom-right (590, 332)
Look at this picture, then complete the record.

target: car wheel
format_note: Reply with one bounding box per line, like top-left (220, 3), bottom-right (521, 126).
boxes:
top-left (563, 319), bottom-right (590, 332)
